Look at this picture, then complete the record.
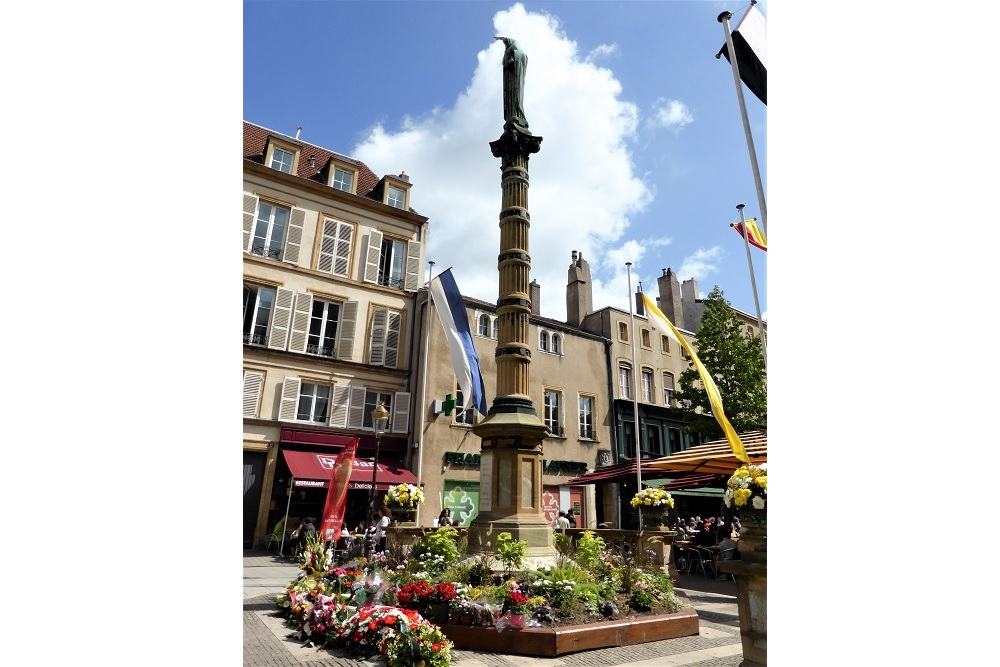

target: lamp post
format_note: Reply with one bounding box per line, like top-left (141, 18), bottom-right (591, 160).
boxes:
top-left (365, 401), bottom-right (390, 558)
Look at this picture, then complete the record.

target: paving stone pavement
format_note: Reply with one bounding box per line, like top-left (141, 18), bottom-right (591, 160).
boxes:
top-left (243, 551), bottom-right (746, 667)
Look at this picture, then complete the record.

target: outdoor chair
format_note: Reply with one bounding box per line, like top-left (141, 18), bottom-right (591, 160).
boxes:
top-left (266, 532), bottom-right (282, 553)
top-left (689, 546), bottom-right (716, 578)
top-left (714, 547), bottom-right (738, 581)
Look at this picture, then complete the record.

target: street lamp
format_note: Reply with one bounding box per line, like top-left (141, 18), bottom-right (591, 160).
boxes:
top-left (365, 401), bottom-right (390, 558)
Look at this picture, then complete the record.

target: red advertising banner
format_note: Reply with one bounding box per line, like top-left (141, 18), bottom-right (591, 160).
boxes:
top-left (319, 440), bottom-right (358, 542)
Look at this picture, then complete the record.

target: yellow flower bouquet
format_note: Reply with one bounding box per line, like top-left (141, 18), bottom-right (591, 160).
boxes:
top-left (383, 483), bottom-right (424, 510)
top-left (723, 463), bottom-right (767, 511)
top-left (630, 487), bottom-right (675, 509)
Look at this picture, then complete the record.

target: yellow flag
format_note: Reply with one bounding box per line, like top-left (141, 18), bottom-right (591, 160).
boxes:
top-left (640, 293), bottom-right (749, 464)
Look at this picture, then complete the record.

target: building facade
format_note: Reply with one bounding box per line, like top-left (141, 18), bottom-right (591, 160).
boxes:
top-left (242, 122), bottom-right (427, 548)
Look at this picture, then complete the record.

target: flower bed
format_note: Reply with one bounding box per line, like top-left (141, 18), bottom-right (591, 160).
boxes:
top-left (275, 528), bottom-right (696, 663)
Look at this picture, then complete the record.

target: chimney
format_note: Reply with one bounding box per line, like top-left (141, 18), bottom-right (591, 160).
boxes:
top-left (566, 250), bottom-right (593, 327)
top-left (529, 279), bottom-right (541, 316)
top-left (681, 278), bottom-right (700, 331)
top-left (295, 127), bottom-right (302, 140)
top-left (657, 268), bottom-right (684, 330)
top-left (635, 285), bottom-right (645, 317)
top-left (398, 171), bottom-right (410, 182)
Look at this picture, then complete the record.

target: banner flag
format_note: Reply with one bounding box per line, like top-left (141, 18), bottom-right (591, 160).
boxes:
top-left (429, 268), bottom-right (488, 415)
top-left (640, 293), bottom-right (749, 464)
top-left (319, 438), bottom-right (359, 541)
top-left (719, 4), bottom-right (767, 105)
top-left (733, 218), bottom-right (767, 251)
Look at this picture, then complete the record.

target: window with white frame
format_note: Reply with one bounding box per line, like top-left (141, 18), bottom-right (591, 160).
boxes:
top-left (307, 299), bottom-right (341, 357)
top-left (270, 147), bottom-right (294, 173)
top-left (363, 230), bottom-right (420, 291)
top-left (492, 318), bottom-right (499, 338)
top-left (387, 185), bottom-right (406, 209)
top-left (618, 363), bottom-right (632, 399)
top-left (543, 389), bottom-right (562, 435)
top-left (618, 321), bottom-right (629, 342)
top-left (454, 386), bottom-right (476, 426)
top-left (378, 237), bottom-right (407, 289)
top-left (332, 167), bottom-right (354, 192)
top-left (641, 368), bottom-right (654, 402)
top-left (478, 314), bottom-right (491, 337)
top-left (296, 382), bottom-right (332, 423)
top-left (663, 371), bottom-right (675, 405)
top-left (539, 331), bottom-right (549, 352)
top-left (243, 283), bottom-right (275, 346)
top-left (578, 394), bottom-right (595, 440)
top-left (250, 201), bottom-right (289, 260)
top-left (551, 333), bottom-right (561, 355)
top-left (362, 390), bottom-right (394, 430)
top-left (537, 328), bottom-right (562, 355)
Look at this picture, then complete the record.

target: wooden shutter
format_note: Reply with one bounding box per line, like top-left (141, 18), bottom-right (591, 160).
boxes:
top-left (288, 291), bottom-right (312, 354)
top-left (363, 230), bottom-right (383, 283)
top-left (334, 221), bottom-right (353, 277)
top-left (336, 300), bottom-right (358, 360)
top-left (383, 310), bottom-right (402, 369)
top-left (368, 306), bottom-right (388, 366)
top-left (267, 287), bottom-right (294, 350)
top-left (283, 206), bottom-right (306, 265)
top-left (317, 218), bottom-right (353, 278)
top-left (317, 217), bottom-right (338, 274)
top-left (391, 391), bottom-right (410, 434)
top-left (329, 384), bottom-right (350, 428)
top-left (279, 377), bottom-right (301, 421)
top-left (243, 193), bottom-right (258, 252)
top-left (403, 240), bottom-right (421, 291)
top-left (348, 386), bottom-right (367, 429)
top-left (242, 370), bottom-right (264, 417)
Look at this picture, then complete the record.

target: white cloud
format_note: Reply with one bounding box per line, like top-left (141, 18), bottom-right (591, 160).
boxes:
top-left (351, 3), bottom-right (656, 321)
top-left (586, 43), bottom-right (619, 62)
top-left (677, 247), bottom-right (725, 289)
top-left (648, 98), bottom-right (693, 131)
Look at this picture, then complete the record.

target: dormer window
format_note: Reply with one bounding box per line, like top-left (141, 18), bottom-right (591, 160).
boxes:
top-left (332, 168), bottom-right (354, 192)
top-left (264, 137), bottom-right (301, 175)
top-left (387, 185), bottom-right (406, 209)
top-left (326, 159), bottom-right (359, 194)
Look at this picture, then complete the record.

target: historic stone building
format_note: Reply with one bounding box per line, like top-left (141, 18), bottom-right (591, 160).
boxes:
top-left (242, 121), bottom-right (427, 548)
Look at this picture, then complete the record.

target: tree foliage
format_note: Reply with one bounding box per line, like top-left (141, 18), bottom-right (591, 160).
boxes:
top-left (675, 286), bottom-right (766, 440)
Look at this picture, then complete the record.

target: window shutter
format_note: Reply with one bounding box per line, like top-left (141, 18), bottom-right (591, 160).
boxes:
top-left (317, 217), bottom-right (338, 274)
top-left (384, 310), bottom-right (402, 369)
top-left (243, 193), bottom-right (258, 252)
top-left (348, 386), bottom-right (367, 429)
top-left (337, 300), bottom-right (358, 360)
top-left (267, 288), bottom-right (294, 350)
top-left (242, 370), bottom-right (264, 417)
top-left (392, 391), bottom-right (410, 434)
top-left (334, 221), bottom-right (354, 277)
top-left (329, 384), bottom-right (350, 428)
top-left (283, 206), bottom-right (306, 265)
top-left (403, 240), bottom-right (421, 291)
top-left (279, 377), bottom-right (301, 421)
top-left (368, 306), bottom-right (388, 366)
top-left (288, 291), bottom-right (312, 354)
top-left (363, 230), bottom-right (383, 283)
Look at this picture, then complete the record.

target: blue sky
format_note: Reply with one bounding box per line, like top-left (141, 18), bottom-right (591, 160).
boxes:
top-left (244, 0), bottom-right (767, 324)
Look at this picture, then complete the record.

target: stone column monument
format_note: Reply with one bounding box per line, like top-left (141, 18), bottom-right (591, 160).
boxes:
top-left (466, 37), bottom-right (557, 561)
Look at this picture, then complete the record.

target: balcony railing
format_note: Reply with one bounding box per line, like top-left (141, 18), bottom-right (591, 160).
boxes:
top-left (249, 244), bottom-right (282, 261)
top-left (243, 332), bottom-right (266, 346)
top-left (306, 344), bottom-right (336, 358)
top-left (377, 273), bottom-right (404, 290)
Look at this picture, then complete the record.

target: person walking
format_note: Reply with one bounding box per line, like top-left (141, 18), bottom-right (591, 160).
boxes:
top-left (554, 511), bottom-right (571, 530)
top-left (565, 508), bottom-right (577, 528)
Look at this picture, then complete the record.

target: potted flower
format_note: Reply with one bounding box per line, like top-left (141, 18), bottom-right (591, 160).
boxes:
top-left (383, 483), bottom-right (424, 523)
top-left (426, 581), bottom-right (457, 624)
top-left (722, 463), bottom-right (767, 523)
top-left (502, 582), bottom-right (530, 629)
top-left (630, 487), bottom-right (674, 528)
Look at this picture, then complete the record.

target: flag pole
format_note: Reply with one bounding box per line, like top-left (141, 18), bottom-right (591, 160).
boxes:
top-left (718, 2), bottom-right (767, 235)
top-left (626, 262), bottom-right (643, 531)
top-left (414, 260), bottom-right (435, 526)
top-left (733, 204), bottom-right (767, 369)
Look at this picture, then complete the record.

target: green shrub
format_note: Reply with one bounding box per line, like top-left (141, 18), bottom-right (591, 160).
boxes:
top-left (409, 526), bottom-right (460, 575)
top-left (495, 532), bottom-right (527, 575)
top-left (574, 530), bottom-right (606, 571)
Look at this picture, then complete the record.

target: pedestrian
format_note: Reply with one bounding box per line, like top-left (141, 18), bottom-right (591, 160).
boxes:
top-left (565, 508), bottom-right (577, 528)
top-left (437, 508), bottom-right (453, 527)
top-left (554, 511), bottom-right (571, 530)
top-left (366, 505), bottom-right (393, 554)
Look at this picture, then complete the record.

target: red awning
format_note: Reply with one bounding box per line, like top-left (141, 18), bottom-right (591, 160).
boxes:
top-left (282, 450), bottom-right (418, 490)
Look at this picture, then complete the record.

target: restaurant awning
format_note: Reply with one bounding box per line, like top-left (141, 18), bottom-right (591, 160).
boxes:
top-left (281, 449), bottom-right (418, 490)
top-left (561, 460), bottom-right (721, 489)
top-left (645, 431), bottom-right (767, 476)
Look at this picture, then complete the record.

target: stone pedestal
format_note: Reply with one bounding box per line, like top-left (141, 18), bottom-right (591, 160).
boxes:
top-left (638, 529), bottom-right (680, 583)
top-left (719, 520), bottom-right (766, 666)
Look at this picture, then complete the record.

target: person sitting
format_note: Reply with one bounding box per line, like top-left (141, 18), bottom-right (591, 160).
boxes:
top-left (718, 530), bottom-right (740, 560)
top-left (693, 523), bottom-right (715, 546)
top-left (437, 508), bottom-right (453, 527)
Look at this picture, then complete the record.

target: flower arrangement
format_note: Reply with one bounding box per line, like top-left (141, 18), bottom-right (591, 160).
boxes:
top-left (331, 604), bottom-right (453, 667)
top-left (383, 483), bottom-right (424, 509)
top-left (630, 487), bottom-right (675, 509)
top-left (395, 579), bottom-right (434, 609)
top-left (723, 463), bottom-right (767, 511)
top-left (430, 581), bottom-right (457, 605)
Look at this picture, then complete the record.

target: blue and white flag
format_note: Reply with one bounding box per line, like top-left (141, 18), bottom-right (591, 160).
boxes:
top-left (429, 268), bottom-right (488, 416)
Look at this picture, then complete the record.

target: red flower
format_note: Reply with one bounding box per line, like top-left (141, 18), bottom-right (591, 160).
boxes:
top-left (432, 643), bottom-right (442, 652)
top-left (352, 631), bottom-right (364, 642)
top-left (383, 615), bottom-right (397, 625)
top-left (369, 620), bottom-right (379, 631)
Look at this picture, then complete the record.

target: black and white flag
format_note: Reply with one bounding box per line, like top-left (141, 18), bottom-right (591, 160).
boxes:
top-left (720, 4), bottom-right (767, 105)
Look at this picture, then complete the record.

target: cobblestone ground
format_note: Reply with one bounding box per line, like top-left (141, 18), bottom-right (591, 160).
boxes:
top-left (243, 552), bottom-right (744, 667)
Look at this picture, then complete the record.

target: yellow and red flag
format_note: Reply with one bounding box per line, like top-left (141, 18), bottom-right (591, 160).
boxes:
top-left (732, 218), bottom-right (767, 251)
top-left (319, 439), bottom-right (359, 542)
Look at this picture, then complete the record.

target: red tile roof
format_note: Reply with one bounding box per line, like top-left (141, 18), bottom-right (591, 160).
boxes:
top-left (243, 121), bottom-right (382, 198)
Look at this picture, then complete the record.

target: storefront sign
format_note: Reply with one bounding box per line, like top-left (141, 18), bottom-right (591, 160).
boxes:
top-left (444, 451), bottom-right (586, 473)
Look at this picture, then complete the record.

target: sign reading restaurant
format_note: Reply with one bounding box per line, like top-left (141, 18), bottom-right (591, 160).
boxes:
top-left (444, 451), bottom-right (587, 473)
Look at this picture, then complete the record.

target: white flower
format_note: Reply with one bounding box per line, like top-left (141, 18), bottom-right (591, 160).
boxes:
top-left (751, 496), bottom-right (765, 510)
